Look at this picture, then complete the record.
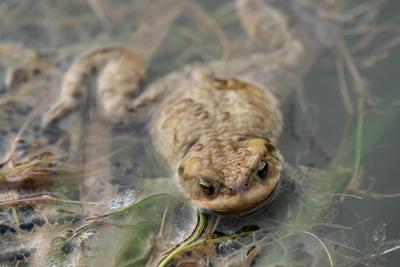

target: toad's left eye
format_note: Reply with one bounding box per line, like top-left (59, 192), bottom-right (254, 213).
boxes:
top-left (256, 159), bottom-right (269, 180)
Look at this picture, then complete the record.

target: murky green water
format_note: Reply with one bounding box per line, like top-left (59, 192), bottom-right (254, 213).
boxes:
top-left (0, 0), bottom-right (400, 266)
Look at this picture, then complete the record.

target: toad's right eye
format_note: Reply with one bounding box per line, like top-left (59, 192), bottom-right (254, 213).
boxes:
top-left (198, 177), bottom-right (215, 196)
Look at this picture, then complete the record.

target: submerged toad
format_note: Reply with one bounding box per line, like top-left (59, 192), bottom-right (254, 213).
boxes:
top-left (149, 72), bottom-right (284, 213)
top-left (43, 0), bottom-right (338, 213)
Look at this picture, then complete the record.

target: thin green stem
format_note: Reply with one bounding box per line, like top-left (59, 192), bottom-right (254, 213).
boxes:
top-left (158, 211), bottom-right (206, 267)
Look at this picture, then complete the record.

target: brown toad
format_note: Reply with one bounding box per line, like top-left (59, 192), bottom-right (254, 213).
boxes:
top-left (42, 0), bottom-right (338, 213)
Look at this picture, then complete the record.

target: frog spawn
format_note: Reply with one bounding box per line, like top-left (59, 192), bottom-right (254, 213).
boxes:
top-left (0, 203), bottom-right (88, 265)
top-left (0, 63), bottom-right (90, 267)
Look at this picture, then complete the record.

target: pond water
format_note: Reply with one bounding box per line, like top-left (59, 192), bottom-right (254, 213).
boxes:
top-left (0, 0), bottom-right (400, 266)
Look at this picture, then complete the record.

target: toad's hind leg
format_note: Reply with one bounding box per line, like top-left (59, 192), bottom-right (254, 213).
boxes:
top-left (236, 0), bottom-right (340, 50)
top-left (211, 0), bottom-right (340, 100)
top-left (41, 1), bottom-right (187, 127)
top-left (41, 47), bottom-right (145, 127)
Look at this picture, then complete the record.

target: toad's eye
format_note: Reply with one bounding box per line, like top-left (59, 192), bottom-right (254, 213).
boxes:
top-left (198, 177), bottom-right (215, 196)
top-left (256, 159), bottom-right (269, 181)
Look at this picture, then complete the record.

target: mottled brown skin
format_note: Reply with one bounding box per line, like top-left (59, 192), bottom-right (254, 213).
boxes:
top-left (151, 71), bottom-right (283, 213)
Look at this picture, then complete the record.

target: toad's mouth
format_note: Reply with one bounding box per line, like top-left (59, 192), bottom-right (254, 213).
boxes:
top-left (192, 174), bottom-right (280, 214)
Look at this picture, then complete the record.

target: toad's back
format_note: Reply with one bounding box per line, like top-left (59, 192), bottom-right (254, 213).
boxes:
top-left (150, 71), bottom-right (283, 169)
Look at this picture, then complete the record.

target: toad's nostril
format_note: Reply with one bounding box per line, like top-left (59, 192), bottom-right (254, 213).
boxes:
top-left (228, 187), bottom-right (236, 195)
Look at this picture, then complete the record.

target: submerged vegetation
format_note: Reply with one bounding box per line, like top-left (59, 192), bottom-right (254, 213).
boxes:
top-left (0, 0), bottom-right (400, 266)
